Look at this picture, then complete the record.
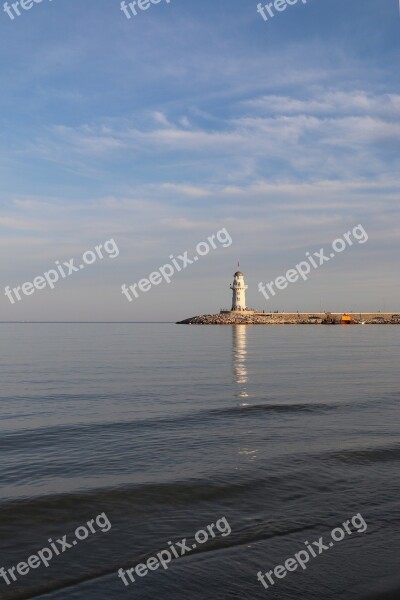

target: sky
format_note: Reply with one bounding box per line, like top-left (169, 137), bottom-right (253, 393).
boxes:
top-left (1, 0), bottom-right (399, 321)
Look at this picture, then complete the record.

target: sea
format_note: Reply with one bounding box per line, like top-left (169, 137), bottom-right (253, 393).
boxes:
top-left (0, 323), bottom-right (399, 600)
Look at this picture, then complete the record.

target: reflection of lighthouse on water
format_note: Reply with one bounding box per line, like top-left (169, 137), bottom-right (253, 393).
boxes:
top-left (232, 326), bottom-right (258, 462)
top-left (232, 325), bottom-right (248, 399)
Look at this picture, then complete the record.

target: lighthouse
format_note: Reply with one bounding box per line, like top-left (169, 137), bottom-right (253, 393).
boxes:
top-left (230, 271), bottom-right (248, 311)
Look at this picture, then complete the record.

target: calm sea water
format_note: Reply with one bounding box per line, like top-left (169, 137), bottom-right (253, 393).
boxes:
top-left (0, 324), bottom-right (399, 600)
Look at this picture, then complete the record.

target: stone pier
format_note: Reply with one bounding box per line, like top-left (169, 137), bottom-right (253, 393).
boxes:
top-left (177, 312), bottom-right (400, 325)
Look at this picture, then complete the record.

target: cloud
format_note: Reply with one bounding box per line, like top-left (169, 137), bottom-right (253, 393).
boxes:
top-left (243, 91), bottom-right (400, 118)
top-left (18, 88), bottom-right (398, 188)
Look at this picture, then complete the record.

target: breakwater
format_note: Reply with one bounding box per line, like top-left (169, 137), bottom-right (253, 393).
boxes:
top-left (177, 312), bottom-right (400, 325)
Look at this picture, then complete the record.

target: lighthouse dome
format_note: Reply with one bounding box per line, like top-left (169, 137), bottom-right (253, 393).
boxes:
top-left (234, 271), bottom-right (244, 277)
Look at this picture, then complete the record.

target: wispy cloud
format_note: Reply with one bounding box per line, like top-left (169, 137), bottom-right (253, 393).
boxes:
top-left (18, 89), bottom-right (398, 188)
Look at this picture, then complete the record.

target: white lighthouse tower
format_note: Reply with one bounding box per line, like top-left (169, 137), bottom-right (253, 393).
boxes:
top-left (230, 270), bottom-right (248, 311)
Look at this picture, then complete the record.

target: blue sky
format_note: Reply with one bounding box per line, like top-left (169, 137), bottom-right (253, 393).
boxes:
top-left (1, 0), bottom-right (399, 320)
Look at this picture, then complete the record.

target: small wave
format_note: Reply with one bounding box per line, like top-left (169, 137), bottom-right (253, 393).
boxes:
top-left (209, 402), bottom-right (336, 418)
top-left (323, 444), bottom-right (400, 465)
top-left (0, 402), bottom-right (336, 454)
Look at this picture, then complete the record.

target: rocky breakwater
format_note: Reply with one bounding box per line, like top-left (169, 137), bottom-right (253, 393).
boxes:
top-left (176, 312), bottom-right (400, 325)
top-left (177, 313), bottom-right (293, 325)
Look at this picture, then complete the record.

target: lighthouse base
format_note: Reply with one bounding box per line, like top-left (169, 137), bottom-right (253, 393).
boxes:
top-left (220, 309), bottom-right (255, 315)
